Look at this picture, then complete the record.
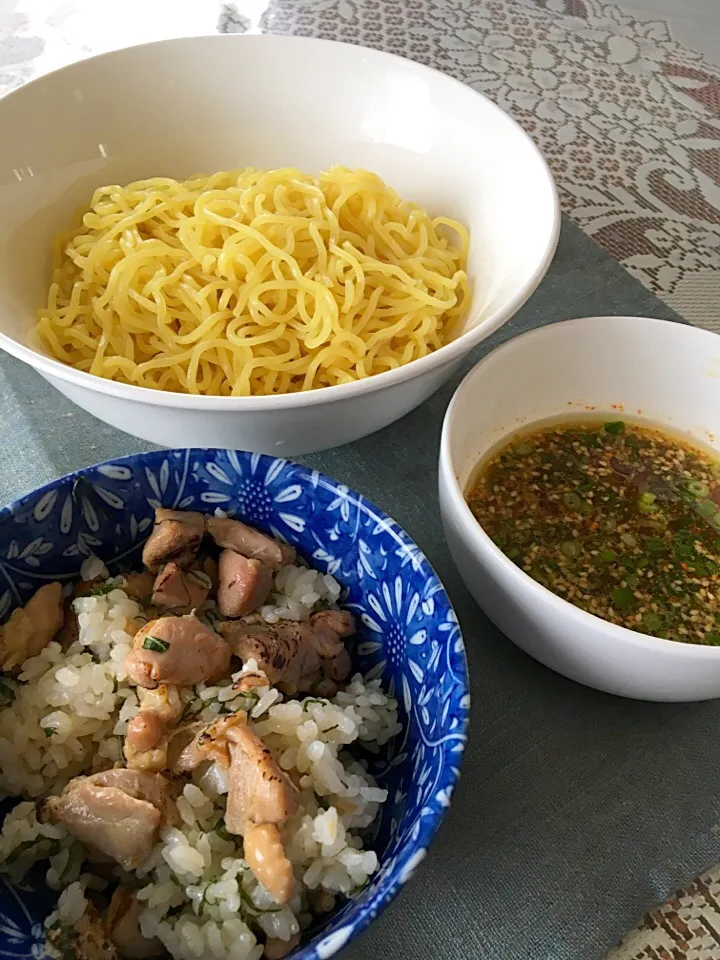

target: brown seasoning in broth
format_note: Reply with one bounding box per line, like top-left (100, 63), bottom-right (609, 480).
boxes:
top-left (466, 417), bottom-right (720, 645)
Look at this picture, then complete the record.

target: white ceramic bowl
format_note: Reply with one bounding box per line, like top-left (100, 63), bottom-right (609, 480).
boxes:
top-left (0, 34), bottom-right (558, 456)
top-left (439, 315), bottom-right (720, 702)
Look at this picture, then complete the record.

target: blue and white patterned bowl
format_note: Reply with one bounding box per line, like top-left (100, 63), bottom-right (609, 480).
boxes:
top-left (0, 449), bottom-right (469, 960)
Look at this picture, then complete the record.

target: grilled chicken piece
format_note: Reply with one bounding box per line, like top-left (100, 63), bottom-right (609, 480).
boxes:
top-left (127, 712), bottom-right (165, 758)
top-left (244, 822), bottom-right (295, 905)
top-left (219, 621), bottom-right (319, 693)
top-left (307, 612), bottom-right (353, 683)
top-left (220, 611), bottom-right (355, 693)
top-left (120, 571), bottom-right (155, 602)
top-left (232, 671), bottom-right (267, 695)
top-left (107, 888), bottom-right (163, 959)
top-left (38, 783), bottom-right (160, 872)
top-left (125, 616), bottom-right (231, 689)
top-left (20, 581), bottom-right (64, 649)
top-left (151, 563), bottom-right (211, 614)
top-left (171, 711), bottom-right (247, 774)
top-left (38, 770), bottom-right (179, 871)
top-left (169, 710), bottom-right (296, 834)
top-left (88, 768), bottom-right (180, 821)
top-left (217, 550), bottom-right (273, 618)
top-left (264, 934), bottom-right (301, 959)
top-left (206, 517), bottom-right (295, 571)
top-left (142, 684), bottom-right (183, 730)
top-left (311, 609), bottom-right (355, 638)
top-left (166, 722), bottom-right (208, 774)
top-left (142, 509), bottom-right (205, 572)
top-left (125, 684), bottom-right (182, 771)
top-left (225, 723), bottom-right (297, 834)
top-left (0, 582), bottom-right (64, 672)
top-left (48, 900), bottom-right (120, 960)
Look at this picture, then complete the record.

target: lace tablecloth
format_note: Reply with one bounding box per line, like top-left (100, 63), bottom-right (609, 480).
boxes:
top-left (2, 1), bottom-right (720, 957)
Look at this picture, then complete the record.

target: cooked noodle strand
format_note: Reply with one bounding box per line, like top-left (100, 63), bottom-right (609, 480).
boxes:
top-left (37, 166), bottom-right (471, 396)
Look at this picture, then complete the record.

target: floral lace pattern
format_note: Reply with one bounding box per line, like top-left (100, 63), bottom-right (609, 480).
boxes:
top-left (258, 0), bottom-right (720, 332)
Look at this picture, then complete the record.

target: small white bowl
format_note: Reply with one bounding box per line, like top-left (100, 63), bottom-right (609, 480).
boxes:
top-left (0, 34), bottom-right (558, 455)
top-left (439, 315), bottom-right (720, 702)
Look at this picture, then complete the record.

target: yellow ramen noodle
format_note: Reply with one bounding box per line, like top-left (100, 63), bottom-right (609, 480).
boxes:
top-left (36, 167), bottom-right (471, 396)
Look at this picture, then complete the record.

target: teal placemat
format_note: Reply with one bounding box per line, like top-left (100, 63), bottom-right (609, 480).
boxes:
top-left (2, 218), bottom-right (716, 960)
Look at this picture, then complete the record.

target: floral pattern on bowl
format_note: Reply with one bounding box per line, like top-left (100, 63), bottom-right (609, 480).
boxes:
top-left (0, 449), bottom-right (469, 960)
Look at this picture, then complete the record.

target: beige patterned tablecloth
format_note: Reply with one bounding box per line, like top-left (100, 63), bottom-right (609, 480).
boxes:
top-left (2, 0), bottom-right (720, 956)
top-left (259, 0), bottom-right (720, 333)
top-left (608, 870), bottom-right (720, 958)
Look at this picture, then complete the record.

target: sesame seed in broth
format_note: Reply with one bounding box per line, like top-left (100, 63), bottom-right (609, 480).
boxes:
top-left (465, 416), bottom-right (720, 645)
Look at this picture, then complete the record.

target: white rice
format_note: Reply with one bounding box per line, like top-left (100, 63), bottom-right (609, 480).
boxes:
top-left (259, 564), bottom-right (342, 623)
top-left (79, 556), bottom-right (110, 583)
top-left (0, 556), bottom-right (398, 960)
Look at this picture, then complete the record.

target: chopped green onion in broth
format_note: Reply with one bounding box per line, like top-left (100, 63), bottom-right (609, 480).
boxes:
top-left (465, 416), bottom-right (720, 645)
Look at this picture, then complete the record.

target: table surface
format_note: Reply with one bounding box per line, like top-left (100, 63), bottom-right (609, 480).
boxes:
top-left (4, 2), bottom-right (720, 959)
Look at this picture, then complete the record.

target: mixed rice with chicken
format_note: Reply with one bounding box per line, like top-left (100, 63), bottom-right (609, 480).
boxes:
top-left (0, 509), bottom-right (400, 960)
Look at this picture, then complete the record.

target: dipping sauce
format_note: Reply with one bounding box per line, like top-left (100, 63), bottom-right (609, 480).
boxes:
top-left (466, 417), bottom-right (720, 644)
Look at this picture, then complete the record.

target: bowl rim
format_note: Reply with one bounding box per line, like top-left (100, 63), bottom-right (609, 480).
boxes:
top-left (440, 313), bottom-right (720, 660)
top-left (0, 32), bottom-right (560, 411)
top-left (0, 446), bottom-right (471, 960)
